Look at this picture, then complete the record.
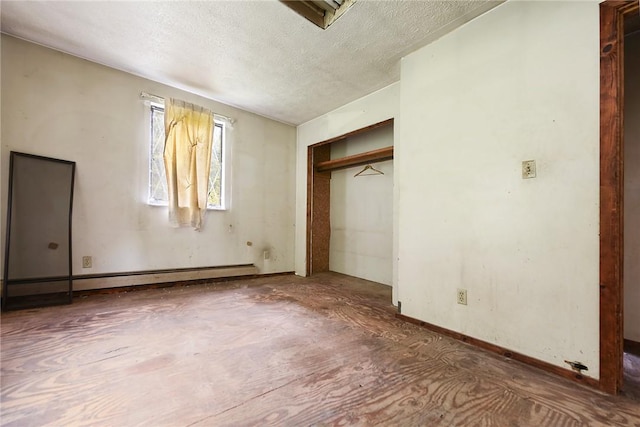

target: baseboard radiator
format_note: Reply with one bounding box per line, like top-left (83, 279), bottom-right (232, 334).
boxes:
top-left (2, 264), bottom-right (259, 296)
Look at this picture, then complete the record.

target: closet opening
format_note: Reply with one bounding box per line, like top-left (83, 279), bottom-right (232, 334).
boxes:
top-left (306, 119), bottom-right (394, 287)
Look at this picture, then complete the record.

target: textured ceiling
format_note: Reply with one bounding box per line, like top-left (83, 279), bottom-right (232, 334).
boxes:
top-left (0, 0), bottom-right (501, 125)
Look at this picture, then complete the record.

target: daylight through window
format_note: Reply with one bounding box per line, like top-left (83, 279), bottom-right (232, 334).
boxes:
top-left (149, 105), bottom-right (225, 209)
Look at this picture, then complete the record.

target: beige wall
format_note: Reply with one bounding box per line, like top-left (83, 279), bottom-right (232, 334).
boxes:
top-left (397, 1), bottom-right (600, 376)
top-left (624, 31), bottom-right (640, 343)
top-left (1, 36), bottom-right (296, 282)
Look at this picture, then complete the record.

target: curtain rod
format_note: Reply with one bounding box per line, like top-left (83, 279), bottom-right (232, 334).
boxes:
top-left (140, 92), bottom-right (236, 124)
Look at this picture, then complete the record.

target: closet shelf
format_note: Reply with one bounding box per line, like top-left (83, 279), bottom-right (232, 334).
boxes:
top-left (315, 146), bottom-right (394, 173)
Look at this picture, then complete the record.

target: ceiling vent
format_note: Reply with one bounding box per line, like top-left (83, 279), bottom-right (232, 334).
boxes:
top-left (280, 0), bottom-right (357, 30)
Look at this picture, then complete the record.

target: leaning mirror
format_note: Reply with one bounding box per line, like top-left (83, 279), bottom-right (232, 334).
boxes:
top-left (3, 152), bottom-right (76, 310)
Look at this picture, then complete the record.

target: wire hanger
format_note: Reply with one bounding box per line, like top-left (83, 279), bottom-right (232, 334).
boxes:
top-left (354, 164), bottom-right (384, 177)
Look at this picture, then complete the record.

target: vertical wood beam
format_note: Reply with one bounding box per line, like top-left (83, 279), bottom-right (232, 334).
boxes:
top-left (306, 147), bottom-right (314, 276)
top-left (599, 0), bottom-right (627, 395)
top-left (309, 145), bottom-right (332, 274)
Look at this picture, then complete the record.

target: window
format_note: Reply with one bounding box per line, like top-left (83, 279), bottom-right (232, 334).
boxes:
top-left (148, 105), bottom-right (225, 209)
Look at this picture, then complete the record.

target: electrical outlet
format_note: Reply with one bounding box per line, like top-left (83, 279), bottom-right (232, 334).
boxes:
top-left (263, 250), bottom-right (270, 260)
top-left (522, 160), bottom-right (536, 179)
top-left (457, 289), bottom-right (467, 305)
top-left (82, 256), bottom-right (92, 269)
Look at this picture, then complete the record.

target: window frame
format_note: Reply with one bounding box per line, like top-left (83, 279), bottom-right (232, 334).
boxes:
top-left (147, 103), bottom-right (228, 210)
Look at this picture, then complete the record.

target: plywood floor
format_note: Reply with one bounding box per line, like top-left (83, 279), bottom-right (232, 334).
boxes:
top-left (626, 349), bottom-right (640, 401)
top-left (1, 273), bottom-right (639, 426)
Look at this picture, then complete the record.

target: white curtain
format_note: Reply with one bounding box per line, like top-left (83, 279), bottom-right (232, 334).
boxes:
top-left (163, 98), bottom-right (213, 230)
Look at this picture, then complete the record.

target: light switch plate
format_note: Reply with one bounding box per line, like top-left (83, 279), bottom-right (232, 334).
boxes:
top-left (522, 160), bottom-right (536, 179)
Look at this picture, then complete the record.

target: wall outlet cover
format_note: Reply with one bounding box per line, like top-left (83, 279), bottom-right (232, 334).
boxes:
top-left (82, 256), bottom-right (92, 268)
top-left (457, 288), bottom-right (467, 305)
top-left (522, 160), bottom-right (536, 179)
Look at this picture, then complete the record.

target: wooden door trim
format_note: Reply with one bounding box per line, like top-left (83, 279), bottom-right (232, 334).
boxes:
top-left (310, 119), bottom-right (394, 149)
top-left (599, 0), bottom-right (639, 395)
top-left (306, 146), bottom-right (314, 276)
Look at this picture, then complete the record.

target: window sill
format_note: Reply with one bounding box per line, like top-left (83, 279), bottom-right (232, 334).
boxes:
top-left (147, 202), bottom-right (227, 211)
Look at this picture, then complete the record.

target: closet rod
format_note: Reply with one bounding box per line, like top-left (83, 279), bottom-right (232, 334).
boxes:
top-left (139, 92), bottom-right (235, 124)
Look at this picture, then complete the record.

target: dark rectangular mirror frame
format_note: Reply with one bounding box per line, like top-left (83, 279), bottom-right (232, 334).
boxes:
top-left (3, 151), bottom-right (76, 310)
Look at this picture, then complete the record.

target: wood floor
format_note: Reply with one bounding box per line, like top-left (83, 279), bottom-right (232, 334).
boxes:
top-left (1, 273), bottom-right (639, 426)
top-left (625, 349), bottom-right (640, 401)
